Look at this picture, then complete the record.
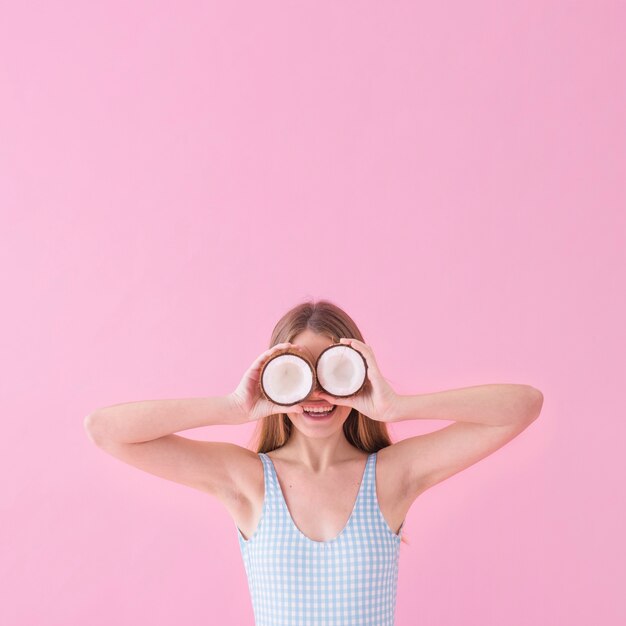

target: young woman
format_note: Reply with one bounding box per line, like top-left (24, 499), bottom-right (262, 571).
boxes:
top-left (84, 299), bottom-right (543, 626)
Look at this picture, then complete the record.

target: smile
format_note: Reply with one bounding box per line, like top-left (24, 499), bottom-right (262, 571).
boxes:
top-left (302, 405), bottom-right (337, 419)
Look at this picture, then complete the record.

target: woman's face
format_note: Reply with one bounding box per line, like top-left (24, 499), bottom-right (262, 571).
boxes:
top-left (284, 329), bottom-right (353, 435)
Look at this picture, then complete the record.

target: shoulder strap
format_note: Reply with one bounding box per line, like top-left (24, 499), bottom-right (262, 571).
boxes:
top-left (357, 452), bottom-right (378, 513)
top-left (257, 452), bottom-right (285, 514)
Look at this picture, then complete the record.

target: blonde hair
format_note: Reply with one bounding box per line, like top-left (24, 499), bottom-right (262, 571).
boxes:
top-left (250, 297), bottom-right (409, 545)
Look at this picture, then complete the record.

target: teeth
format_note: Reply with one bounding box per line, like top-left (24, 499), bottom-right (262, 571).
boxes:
top-left (303, 406), bottom-right (334, 413)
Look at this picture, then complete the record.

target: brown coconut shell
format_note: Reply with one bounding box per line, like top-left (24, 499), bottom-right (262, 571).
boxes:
top-left (315, 343), bottom-right (369, 398)
top-left (258, 345), bottom-right (316, 406)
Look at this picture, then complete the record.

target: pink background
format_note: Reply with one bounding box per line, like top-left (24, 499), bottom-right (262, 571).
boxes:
top-left (1, 1), bottom-right (624, 625)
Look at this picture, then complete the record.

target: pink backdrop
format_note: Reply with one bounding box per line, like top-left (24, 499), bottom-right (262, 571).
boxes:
top-left (2, 1), bottom-right (624, 625)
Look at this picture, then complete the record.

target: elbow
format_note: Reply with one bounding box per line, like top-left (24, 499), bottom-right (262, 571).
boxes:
top-left (524, 386), bottom-right (544, 421)
top-left (83, 412), bottom-right (104, 445)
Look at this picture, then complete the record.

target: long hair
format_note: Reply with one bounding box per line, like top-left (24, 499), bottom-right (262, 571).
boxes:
top-left (250, 297), bottom-right (409, 544)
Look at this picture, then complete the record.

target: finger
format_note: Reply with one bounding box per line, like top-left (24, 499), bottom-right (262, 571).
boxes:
top-left (251, 343), bottom-right (292, 371)
top-left (339, 338), bottom-right (380, 372)
top-left (339, 337), bottom-right (371, 355)
top-left (319, 392), bottom-right (352, 407)
top-left (262, 342), bottom-right (292, 359)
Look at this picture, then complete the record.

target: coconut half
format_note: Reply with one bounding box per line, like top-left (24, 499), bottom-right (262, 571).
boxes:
top-left (259, 346), bottom-right (315, 406)
top-left (315, 343), bottom-right (368, 398)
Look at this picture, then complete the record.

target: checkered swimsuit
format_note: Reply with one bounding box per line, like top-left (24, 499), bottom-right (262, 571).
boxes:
top-left (236, 451), bottom-right (404, 625)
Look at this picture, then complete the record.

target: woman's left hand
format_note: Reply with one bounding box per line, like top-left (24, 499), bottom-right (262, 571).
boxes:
top-left (315, 337), bottom-right (400, 422)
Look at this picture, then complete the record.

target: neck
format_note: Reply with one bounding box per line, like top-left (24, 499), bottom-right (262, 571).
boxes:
top-left (275, 431), bottom-right (365, 471)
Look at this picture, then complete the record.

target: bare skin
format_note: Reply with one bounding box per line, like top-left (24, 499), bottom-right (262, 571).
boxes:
top-left (234, 447), bottom-right (407, 542)
top-left (85, 330), bottom-right (542, 547)
top-left (233, 329), bottom-right (409, 542)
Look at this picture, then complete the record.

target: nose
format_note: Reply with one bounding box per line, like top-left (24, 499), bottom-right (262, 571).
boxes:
top-left (305, 385), bottom-right (329, 402)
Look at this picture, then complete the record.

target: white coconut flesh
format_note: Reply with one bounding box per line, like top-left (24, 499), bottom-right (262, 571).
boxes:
top-left (316, 345), bottom-right (366, 396)
top-left (262, 354), bottom-right (314, 405)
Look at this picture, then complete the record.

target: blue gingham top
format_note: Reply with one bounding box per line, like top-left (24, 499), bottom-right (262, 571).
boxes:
top-left (236, 451), bottom-right (405, 625)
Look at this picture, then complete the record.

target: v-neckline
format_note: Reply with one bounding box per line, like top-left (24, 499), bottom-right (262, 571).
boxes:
top-left (263, 452), bottom-right (373, 546)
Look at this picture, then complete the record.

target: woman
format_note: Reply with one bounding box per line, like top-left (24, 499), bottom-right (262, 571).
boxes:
top-left (84, 299), bottom-right (543, 625)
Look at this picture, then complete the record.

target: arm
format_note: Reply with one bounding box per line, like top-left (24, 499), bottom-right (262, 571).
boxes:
top-left (83, 395), bottom-right (257, 500)
top-left (389, 384), bottom-right (543, 426)
top-left (84, 394), bottom-right (248, 444)
top-left (385, 384), bottom-right (544, 495)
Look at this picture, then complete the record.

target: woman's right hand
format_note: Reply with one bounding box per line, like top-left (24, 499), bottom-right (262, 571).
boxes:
top-left (228, 343), bottom-right (305, 422)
